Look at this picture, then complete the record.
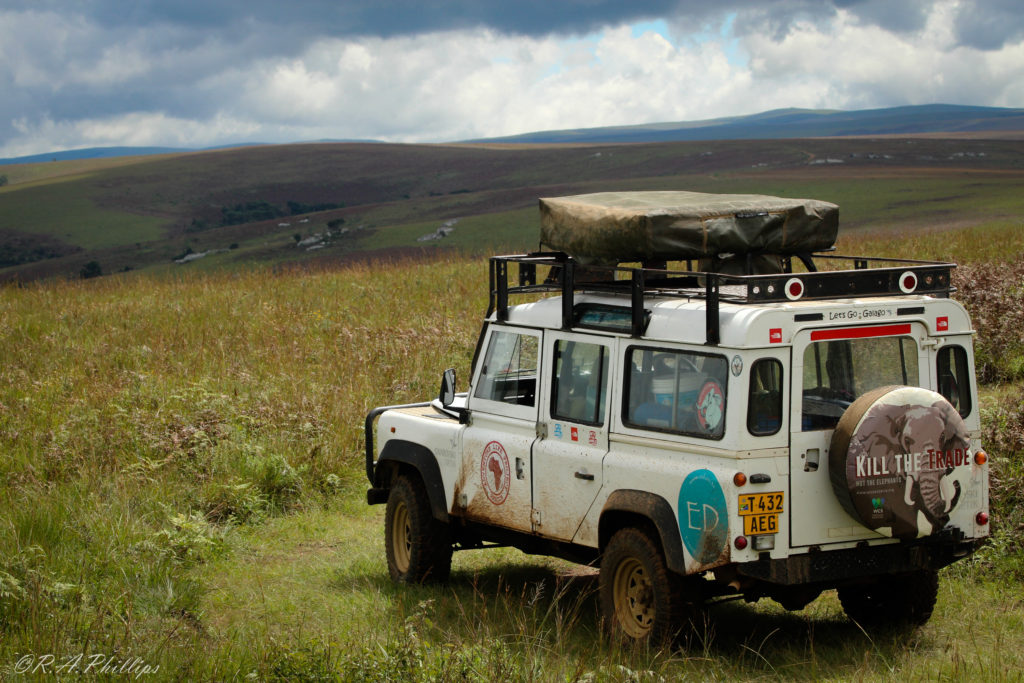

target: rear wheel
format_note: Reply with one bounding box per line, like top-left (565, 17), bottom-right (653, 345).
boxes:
top-left (838, 569), bottom-right (938, 628)
top-left (600, 527), bottom-right (689, 647)
top-left (385, 474), bottom-right (452, 584)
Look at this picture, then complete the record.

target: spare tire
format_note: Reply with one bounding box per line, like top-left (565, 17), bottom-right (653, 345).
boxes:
top-left (829, 385), bottom-right (970, 540)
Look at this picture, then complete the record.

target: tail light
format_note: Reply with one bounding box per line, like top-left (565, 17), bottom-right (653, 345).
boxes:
top-left (899, 271), bottom-right (918, 293)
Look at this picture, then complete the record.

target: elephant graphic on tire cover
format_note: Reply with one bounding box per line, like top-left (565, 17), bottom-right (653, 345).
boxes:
top-left (846, 396), bottom-right (968, 539)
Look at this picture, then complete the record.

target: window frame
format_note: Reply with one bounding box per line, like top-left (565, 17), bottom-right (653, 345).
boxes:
top-left (747, 358), bottom-right (784, 436)
top-left (621, 344), bottom-right (730, 441)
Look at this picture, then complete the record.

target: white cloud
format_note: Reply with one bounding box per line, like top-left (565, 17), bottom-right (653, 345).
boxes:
top-left (740, 1), bottom-right (1024, 109)
top-left (5, 113), bottom-right (262, 158)
top-left (2, 0), bottom-right (1024, 157)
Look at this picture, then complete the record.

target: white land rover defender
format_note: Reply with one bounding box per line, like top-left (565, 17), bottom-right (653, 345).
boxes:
top-left (365, 192), bottom-right (989, 645)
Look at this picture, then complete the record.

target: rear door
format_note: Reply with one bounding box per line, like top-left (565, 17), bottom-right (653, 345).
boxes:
top-left (532, 332), bottom-right (612, 541)
top-left (789, 322), bottom-right (927, 547)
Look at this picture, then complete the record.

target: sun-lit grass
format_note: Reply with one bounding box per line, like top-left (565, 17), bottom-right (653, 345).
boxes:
top-left (1, 222), bottom-right (1022, 680)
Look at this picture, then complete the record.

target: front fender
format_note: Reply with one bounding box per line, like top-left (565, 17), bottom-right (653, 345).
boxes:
top-left (373, 440), bottom-right (449, 522)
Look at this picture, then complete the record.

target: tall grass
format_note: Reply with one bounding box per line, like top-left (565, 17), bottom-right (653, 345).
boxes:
top-left (1, 224), bottom-right (1022, 680)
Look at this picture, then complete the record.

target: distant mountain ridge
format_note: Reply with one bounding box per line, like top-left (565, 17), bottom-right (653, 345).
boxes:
top-left (2, 104), bottom-right (1022, 166)
top-left (0, 144), bottom-right (270, 165)
top-left (0, 141), bottom-right (366, 165)
top-left (1, 146), bottom-right (193, 165)
top-left (469, 104), bottom-right (1024, 144)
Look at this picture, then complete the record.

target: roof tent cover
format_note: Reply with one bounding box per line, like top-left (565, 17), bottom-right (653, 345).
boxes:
top-left (538, 191), bottom-right (839, 263)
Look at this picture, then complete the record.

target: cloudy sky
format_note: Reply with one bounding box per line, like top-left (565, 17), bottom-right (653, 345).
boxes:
top-left (1, 0), bottom-right (1023, 157)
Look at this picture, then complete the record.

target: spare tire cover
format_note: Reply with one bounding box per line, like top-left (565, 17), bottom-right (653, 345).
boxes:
top-left (829, 385), bottom-right (970, 540)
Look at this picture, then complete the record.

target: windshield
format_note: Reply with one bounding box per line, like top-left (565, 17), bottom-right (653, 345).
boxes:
top-left (801, 336), bottom-right (918, 431)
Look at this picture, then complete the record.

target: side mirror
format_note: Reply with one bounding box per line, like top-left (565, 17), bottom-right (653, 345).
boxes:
top-left (439, 368), bottom-right (456, 407)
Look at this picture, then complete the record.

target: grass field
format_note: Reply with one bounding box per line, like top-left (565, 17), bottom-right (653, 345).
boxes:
top-left (2, 215), bottom-right (1023, 680)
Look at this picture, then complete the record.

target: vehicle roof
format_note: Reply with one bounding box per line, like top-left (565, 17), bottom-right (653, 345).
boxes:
top-left (497, 291), bottom-right (972, 348)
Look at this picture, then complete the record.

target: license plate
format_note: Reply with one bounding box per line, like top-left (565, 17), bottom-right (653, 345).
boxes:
top-left (743, 513), bottom-right (778, 535)
top-left (738, 491), bottom-right (784, 535)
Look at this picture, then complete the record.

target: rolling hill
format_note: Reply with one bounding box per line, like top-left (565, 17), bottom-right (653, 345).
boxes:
top-left (2, 129), bottom-right (1024, 282)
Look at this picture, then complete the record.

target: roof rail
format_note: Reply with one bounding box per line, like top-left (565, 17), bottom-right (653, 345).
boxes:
top-left (486, 252), bottom-right (955, 345)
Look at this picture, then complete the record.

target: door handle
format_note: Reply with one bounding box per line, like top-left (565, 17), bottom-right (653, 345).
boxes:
top-left (574, 470), bottom-right (595, 481)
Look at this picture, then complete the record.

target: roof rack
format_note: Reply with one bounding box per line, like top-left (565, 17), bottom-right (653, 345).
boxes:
top-left (487, 252), bottom-right (954, 345)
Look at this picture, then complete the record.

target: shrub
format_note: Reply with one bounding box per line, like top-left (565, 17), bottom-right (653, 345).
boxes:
top-left (953, 261), bottom-right (1024, 384)
top-left (145, 511), bottom-right (225, 564)
top-left (245, 451), bottom-right (303, 513)
top-left (79, 260), bottom-right (102, 279)
top-left (974, 389), bottom-right (1024, 578)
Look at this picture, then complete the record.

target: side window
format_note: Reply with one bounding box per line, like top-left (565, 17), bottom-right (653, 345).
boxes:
top-left (748, 359), bottom-right (783, 436)
top-left (624, 347), bottom-right (728, 439)
top-left (937, 345), bottom-right (972, 418)
top-left (474, 331), bottom-right (538, 406)
top-left (551, 340), bottom-right (609, 426)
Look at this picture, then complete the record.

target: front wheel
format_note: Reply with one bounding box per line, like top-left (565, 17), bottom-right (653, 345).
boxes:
top-left (837, 569), bottom-right (938, 628)
top-left (599, 527), bottom-right (687, 647)
top-left (385, 474), bottom-right (452, 584)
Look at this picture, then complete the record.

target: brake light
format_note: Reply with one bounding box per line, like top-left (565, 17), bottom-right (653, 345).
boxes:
top-left (976, 511), bottom-right (989, 526)
top-left (734, 535), bottom-right (748, 550)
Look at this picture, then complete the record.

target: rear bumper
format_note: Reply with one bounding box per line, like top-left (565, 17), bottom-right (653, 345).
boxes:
top-left (737, 529), bottom-right (983, 586)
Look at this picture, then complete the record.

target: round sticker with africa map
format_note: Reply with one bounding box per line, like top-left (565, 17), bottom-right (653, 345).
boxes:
top-left (480, 441), bottom-right (511, 505)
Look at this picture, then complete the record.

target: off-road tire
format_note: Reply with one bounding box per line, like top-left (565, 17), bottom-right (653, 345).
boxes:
top-left (385, 474), bottom-right (452, 584)
top-left (599, 527), bottom-right (689, 647)
top-left (837, 569), bottom-right (939, 628)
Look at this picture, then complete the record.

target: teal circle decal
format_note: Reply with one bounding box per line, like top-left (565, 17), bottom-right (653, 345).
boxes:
top-left (678, 469), bottom-right (729, 565)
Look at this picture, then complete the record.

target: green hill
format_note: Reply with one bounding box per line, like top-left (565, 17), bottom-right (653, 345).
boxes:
top-left (2, 135), bottom-right (1024, 281)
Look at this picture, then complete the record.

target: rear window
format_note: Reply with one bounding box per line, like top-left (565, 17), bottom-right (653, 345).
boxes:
top-left (624, 347), bottom-right (728, 439)
top-left (801, 336), bottom-right (918, 431)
